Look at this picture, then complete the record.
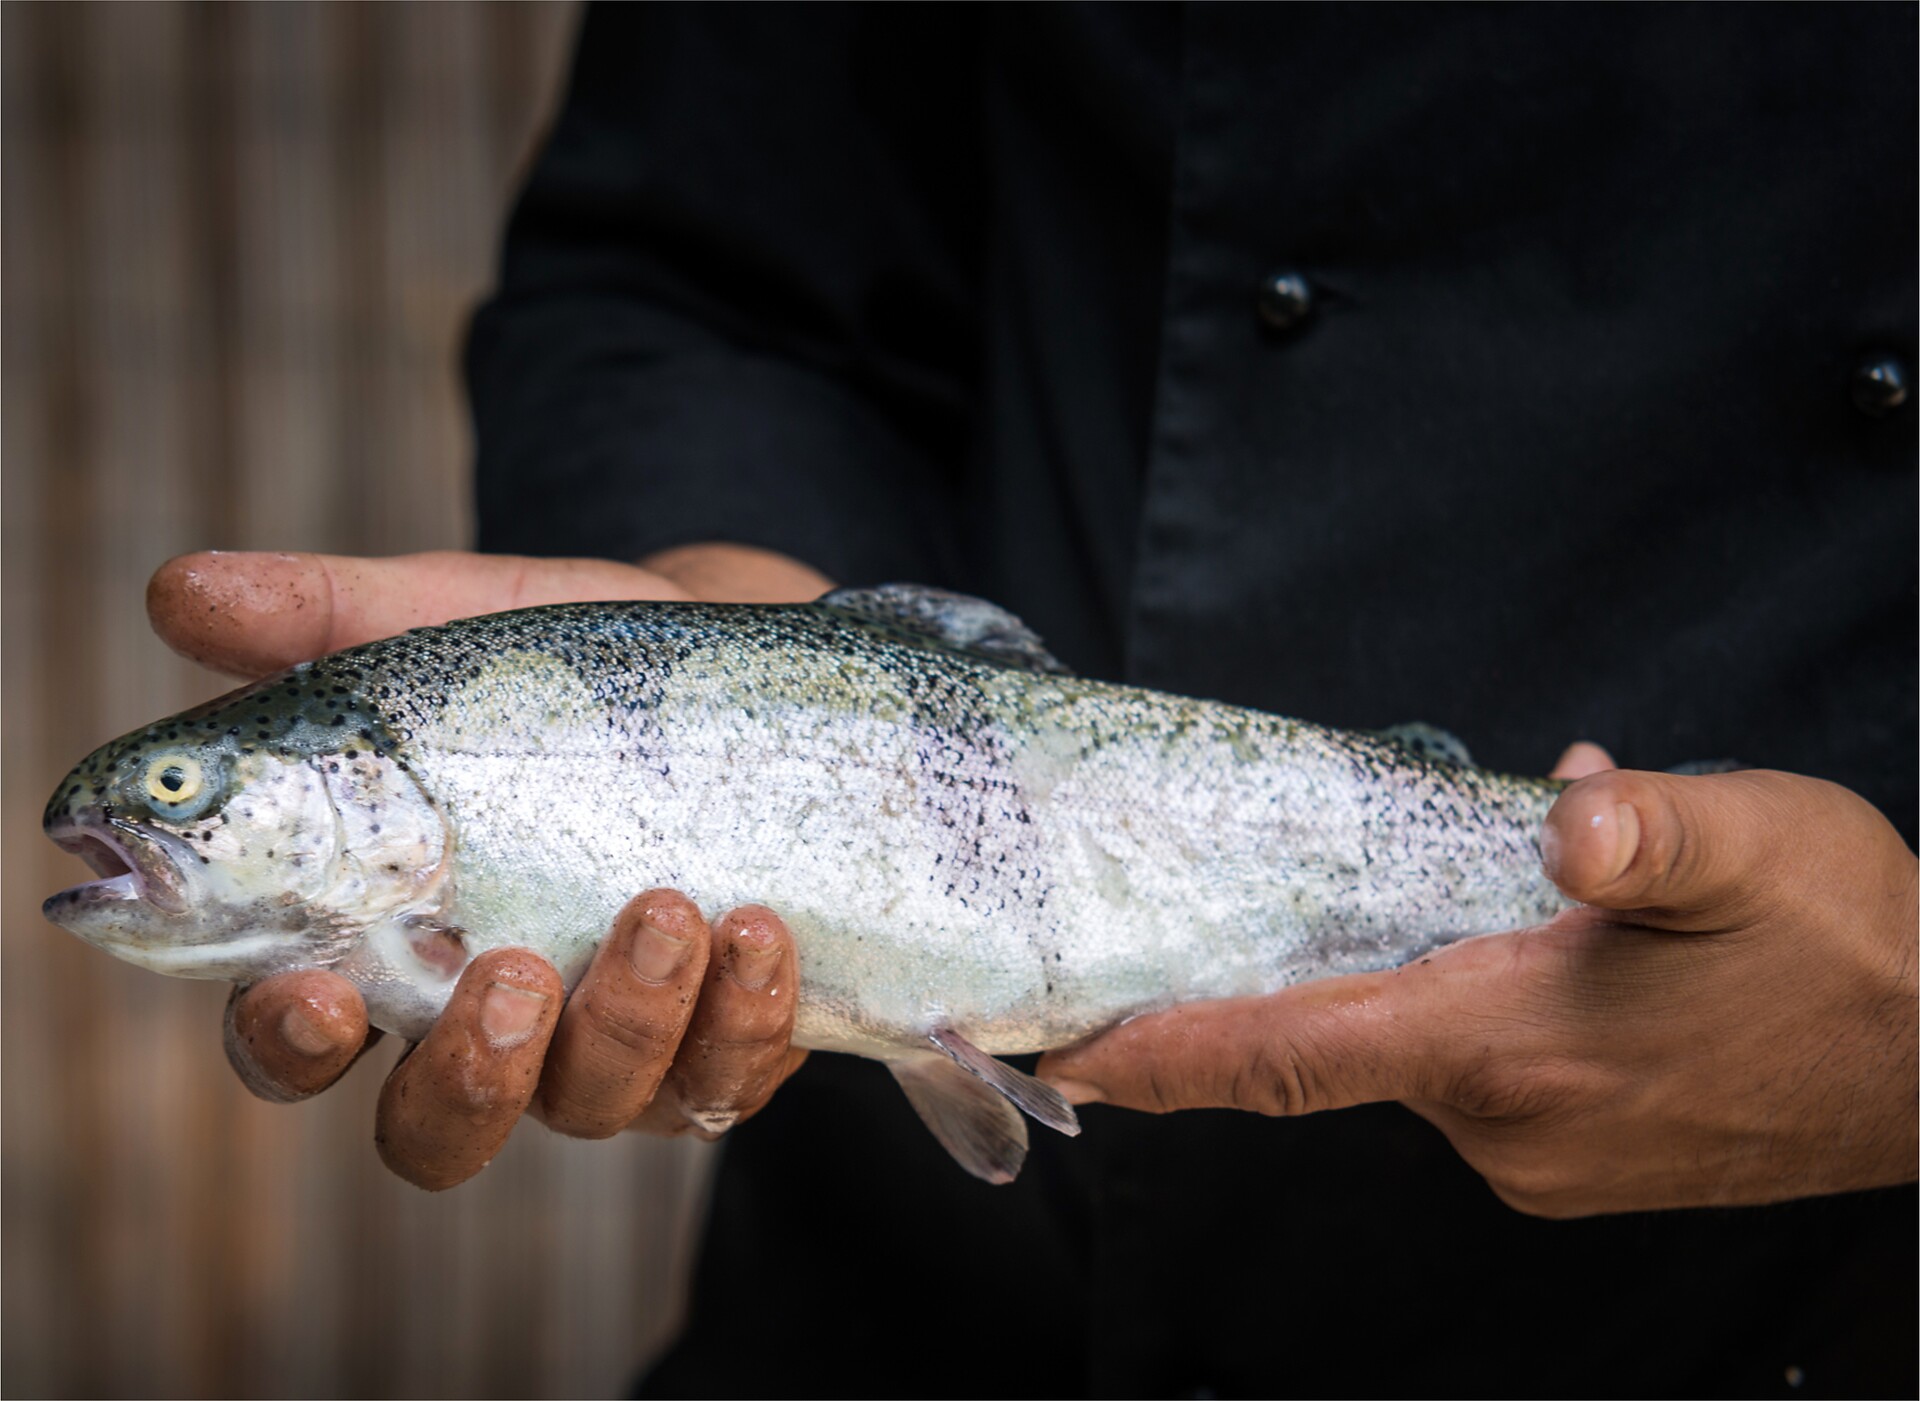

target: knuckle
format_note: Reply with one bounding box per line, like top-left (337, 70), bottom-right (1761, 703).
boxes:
top-left (1447, 1051), bottom-right (1588, 1125)
top-left (540, 1105), bottom-right (625, 1142)
top-left (575, 988), bottom-right (682, 1062)
top-left (1246, 1039), bottom-right (1318, 1116)
top-left (701, 979), bottom-right (797, 1047)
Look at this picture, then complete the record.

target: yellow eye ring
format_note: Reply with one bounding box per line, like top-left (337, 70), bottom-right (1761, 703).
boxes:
top-left (144, 755), bottom-right (203, 805)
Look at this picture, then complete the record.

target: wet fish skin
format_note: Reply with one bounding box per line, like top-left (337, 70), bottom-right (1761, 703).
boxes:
top-left (42, 588), bottom-right (1572, 1181)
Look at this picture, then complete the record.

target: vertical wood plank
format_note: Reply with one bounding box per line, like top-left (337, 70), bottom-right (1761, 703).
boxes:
top-left (2, 5), bottom-right (721, 1397)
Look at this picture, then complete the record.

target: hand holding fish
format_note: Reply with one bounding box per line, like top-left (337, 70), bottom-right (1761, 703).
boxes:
top-left (1037, 758), bottom-right (1920, 1217)
top-left (150, 546), bottom-right (826, 1189)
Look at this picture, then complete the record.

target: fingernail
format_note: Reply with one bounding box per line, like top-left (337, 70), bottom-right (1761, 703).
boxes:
top-left (1606, 801), bottom-right (1641, 883)
top-left (629, 920), bottom-right (692, 984)
top-left (1045, 1078), bottom-right (1106, 1107)
top-left (1539, 818), bottom-right (1563, 879)
top-left (481, 982), bottom-right (548, 1047)
top-left (729, 939), bottom-right (782, 991)
top-left (279, 1006), bottom-right (335, 1058)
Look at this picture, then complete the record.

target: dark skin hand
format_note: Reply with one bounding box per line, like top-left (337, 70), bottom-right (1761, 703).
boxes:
top-left (152, 545), bottom-right (827, 1190)
top-left (1039, 748), bottom-right (1920, 1217)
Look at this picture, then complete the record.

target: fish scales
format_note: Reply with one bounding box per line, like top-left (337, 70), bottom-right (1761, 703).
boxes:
top-left (42, 588), bottom-right (1572, 1180)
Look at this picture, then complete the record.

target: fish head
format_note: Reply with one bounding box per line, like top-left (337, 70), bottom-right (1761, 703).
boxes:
top-left (42, 679), bottom-right (450, 982)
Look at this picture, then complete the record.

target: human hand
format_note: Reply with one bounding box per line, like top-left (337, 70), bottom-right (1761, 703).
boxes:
top-left (225, 892), bottom-right (807, 1189)
top-left (1037, 745), bottom-right (1920, 1217)
top-left (150, 545), bottom-right (828, 1188)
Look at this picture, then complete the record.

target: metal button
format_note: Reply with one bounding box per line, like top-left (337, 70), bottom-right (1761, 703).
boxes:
top-left (1256, 271), bottom-right (1313, 332)
top-left (1851, 354), bottom-right (1911, 417)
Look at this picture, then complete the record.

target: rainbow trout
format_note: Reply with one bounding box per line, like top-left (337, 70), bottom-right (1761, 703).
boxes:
top-left (42, 586), bottom-right (1571, 1181)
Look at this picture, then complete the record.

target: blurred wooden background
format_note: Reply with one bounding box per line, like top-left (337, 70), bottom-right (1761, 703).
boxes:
top-left (2, 4), bottom-right (720, 1396)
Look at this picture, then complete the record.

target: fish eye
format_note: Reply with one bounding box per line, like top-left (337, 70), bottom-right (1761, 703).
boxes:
top-left (144, 754), bottom-right (203, 806)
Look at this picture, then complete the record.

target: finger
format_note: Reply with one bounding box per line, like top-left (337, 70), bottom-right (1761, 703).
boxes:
top-left (633, 905), bottom-right (802, 1138)
top-left (147, 550), bottom-right (693, 678)
top-left (640, 542), bottom-right (836, 603)
top-left (537, 890), bottom-right (714, 1139)
top-left (1038, 955), bottom-right (1476, 1116)
top-left (1549, 742), bottom-right (1616, 781)
top-left (1539, 768), bottom-right (1832, 929)
top-left (374, 948), bottom-right (563, 1191)
top-left (224, 970), bottom-right (373, 1103)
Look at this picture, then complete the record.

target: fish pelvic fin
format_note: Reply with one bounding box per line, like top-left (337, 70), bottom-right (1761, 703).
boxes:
top-left (928, 1027), bottom-right (1081, 1138)
top-left (887, 1028), bottom-right (1083, 1185)
top-left (890, 1053), bottom-right (1029, 1185)
top-left (818, 584), bottom-right (1072, 676)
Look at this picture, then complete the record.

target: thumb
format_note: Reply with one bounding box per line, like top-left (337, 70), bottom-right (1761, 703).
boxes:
top-left (1037, 966), bottom-right (1458, 1116)
top-left (1540, 768), bottom-right (1819, 930)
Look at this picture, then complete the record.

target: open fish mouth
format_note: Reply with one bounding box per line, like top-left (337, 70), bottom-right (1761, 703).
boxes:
top-left (45, 820), bottom-right (193, 916)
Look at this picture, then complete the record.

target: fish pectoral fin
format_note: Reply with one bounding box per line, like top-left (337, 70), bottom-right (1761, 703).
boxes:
top-left (927, 1027), bottom-right (1081, 1138)
top-left (400, 915), bottom-right (471, 980)
top-left (818, 584), bottom-right (1073, 676)
top-left (890, 1053), bottom-right (1030, 1185)
top-left (1379, 722), bottom-right (1475, 768)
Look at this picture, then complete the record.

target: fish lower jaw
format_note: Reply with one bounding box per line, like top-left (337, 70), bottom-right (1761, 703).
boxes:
top-left (105, 929), bottom-right (316, 980)
top-left (44, 871), bottom-right (142, 910)
top-left (42, 895), bottom-right (322, 982)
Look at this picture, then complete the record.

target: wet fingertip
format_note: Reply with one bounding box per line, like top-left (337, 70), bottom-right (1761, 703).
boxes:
top-left (279, 1005), bottom-right (341, 1058)
top-left (725, 927), bottom-right (784, 991)
top-left (464, 946), bottom-right (562, 994)
top-left (719, 904), bottom-right (787, 939)
top-left (624, 887), bottom-right (701, 933)
top-left (147, 549), bottom-right (330, 675)
top-left (1545, 773), bottom-right (1629, 896)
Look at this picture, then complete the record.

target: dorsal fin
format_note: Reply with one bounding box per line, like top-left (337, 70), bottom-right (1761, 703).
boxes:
top-left (818, 584), bottom-right (1072, 675)
top-left (1379, 722), bottom-right (1475, 767)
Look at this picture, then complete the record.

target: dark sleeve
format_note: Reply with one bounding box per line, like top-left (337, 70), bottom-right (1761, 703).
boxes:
top-left (466, 3), bottom-right (982, 586)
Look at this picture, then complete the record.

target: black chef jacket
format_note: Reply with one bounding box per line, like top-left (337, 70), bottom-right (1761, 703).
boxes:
top-left (467, 6), bottom-right (1918, 1396)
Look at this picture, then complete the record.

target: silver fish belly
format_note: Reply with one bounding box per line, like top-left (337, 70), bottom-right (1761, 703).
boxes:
top-left (42, 585), bottom-right (1571, 1181)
